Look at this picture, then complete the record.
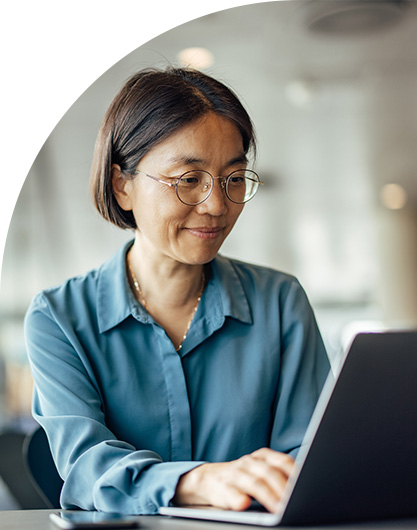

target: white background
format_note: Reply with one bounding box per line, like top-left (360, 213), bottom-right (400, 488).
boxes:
top-left (0, 0), bottom-right (267, 281)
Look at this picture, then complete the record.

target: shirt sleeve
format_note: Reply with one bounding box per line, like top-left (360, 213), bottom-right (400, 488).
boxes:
top-left (269, 278), bottom-right (332, 457)
top-left (24, 293), bottom-right (204, 514)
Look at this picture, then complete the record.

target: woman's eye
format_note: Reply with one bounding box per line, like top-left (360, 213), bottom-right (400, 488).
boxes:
top-left (181, 176), bottom-right (199, 185)
top-left (179, 171), bottom-right (205, 186)
top-left (229, 176), bottom-right (245, 184)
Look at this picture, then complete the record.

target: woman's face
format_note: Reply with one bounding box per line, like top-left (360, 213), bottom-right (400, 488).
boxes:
top-left (113, 112), bottom-right (247, 266)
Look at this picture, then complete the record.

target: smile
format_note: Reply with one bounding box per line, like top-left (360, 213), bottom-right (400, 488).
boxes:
top-left (185, 227), bottom-right (224, 240)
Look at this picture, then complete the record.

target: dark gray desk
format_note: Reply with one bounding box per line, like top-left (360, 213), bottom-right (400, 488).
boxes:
top-left (1, 510), bottom-right (417, 530)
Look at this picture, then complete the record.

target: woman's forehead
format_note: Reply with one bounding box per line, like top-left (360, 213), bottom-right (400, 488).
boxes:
top-left (140, 113), bottom-right (246, 170)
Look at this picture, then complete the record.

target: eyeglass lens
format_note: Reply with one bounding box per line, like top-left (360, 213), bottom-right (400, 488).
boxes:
top-left (176, 170), bottom-right (259, 205)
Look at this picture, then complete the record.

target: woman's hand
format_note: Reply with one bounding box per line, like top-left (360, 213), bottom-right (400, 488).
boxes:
top-left (173, 448), bottom-right (295, 513)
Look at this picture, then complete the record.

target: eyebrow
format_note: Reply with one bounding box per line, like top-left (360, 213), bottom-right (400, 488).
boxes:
top-left (166, 153), bottom-right (248, 168)
top-left (228, 154), bottom-right (248, 166)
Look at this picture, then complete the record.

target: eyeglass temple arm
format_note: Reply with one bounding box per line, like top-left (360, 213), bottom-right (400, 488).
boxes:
top-left (134, 170), bottom-right (176, 188)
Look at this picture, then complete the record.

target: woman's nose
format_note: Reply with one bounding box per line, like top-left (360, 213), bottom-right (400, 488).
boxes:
top-left (197, 179), bottom-right (227, 215)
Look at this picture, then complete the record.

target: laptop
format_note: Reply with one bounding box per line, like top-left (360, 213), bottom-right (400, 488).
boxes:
top-left (159, 330), bottom-right (417, 526)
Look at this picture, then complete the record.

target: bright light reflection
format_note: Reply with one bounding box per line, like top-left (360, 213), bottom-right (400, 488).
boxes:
top-left (380, 183), bottom-right (407, 210)
top-left (177, 47), bottom-right (215, 69)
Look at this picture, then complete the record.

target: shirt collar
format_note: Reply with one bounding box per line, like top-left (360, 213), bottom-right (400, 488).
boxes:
top-left (97, 241), bottom-right (252, 333)
top-left (209, 254), bottom-right (252, 325)
top-left (97, 240), bottom-right (144, 333)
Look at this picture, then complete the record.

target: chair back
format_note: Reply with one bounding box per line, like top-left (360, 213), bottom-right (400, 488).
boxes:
top-left (0, 430), bottom-right (49, 509)
top-left (23, 426), bottom-right (64, 508)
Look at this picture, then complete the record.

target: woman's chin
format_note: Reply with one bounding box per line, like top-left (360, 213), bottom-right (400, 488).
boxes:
top-left (177, 248), bottom-right (221, 266)
top-left (173, 239), bottom-right (225, 265)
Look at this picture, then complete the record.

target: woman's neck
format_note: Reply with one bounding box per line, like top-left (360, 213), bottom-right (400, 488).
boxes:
top-left (127, 236), bottom-right (207, 351)
top-left (127, 237), bottom-right (205, 311)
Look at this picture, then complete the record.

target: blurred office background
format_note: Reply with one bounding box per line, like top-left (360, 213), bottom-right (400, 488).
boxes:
top-left (1, 0), bottom-right (417, 507)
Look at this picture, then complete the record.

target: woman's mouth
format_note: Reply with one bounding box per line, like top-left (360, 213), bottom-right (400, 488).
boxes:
top-left (186, 227), bottom-right (224, 240)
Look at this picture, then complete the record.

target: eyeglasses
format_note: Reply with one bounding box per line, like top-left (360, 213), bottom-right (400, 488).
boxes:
top-left (134, 169), bottom-right (263, 206)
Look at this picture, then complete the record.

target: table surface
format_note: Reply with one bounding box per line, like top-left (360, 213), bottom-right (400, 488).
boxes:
top-left (1, 510), bottom-right (417, 530)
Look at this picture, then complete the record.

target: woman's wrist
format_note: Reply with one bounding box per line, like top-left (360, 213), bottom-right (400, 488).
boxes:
top-left (172, 464), bottom-right (208, 506)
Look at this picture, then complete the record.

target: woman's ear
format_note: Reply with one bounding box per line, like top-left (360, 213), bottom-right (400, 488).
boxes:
top-left (112, 164), bottom-right (134, 211)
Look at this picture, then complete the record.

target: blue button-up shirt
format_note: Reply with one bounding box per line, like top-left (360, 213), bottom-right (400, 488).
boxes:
top-left (25, 241), bottom-right (330, 514)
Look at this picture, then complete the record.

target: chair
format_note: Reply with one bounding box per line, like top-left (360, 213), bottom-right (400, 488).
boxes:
top-left (23, 426), bottom-right (64, 508)
top-left (0, 430), bottom-right (48, 509)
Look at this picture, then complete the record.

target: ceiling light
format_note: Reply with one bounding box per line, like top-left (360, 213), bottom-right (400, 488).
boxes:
top-left (305, 0), bottom-right (409, 35)
top-left (285, 79), bottom-right (318, 108)
top-left (380, 183), bottom-right (408, 210)
top-left (177, 47), bottom-right (214, 69)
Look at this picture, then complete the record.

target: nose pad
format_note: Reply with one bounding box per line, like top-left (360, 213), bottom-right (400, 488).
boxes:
top-left (212, 178), bottom-right (227, 199)
top-left (202, 178), bottom-right (224, 194)
top-left (199, 177), bottom-right (227, 214)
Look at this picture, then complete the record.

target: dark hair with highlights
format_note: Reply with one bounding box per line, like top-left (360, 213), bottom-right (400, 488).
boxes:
top-left (90, 66), bottom-right (256, 229)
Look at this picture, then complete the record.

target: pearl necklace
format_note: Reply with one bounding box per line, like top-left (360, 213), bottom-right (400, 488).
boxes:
top-left (127, 251), bottom-right (205, 351)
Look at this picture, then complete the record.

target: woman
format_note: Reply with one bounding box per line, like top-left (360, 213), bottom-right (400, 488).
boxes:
top-left (25, 67), bottom-right (330, 515)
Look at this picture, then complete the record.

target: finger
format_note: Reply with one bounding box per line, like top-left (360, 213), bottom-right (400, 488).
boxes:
top-left (238, 455), bottom-right (289, 496)
top-left (234, 456), bottom-right (288, 510)
top-left (205, 479), bottom-right (252, 511)
top-left (251, 448), bottom-right (295, 478)
top-left (194, 463), bottom-right (253, 511)
top-left (231, 466), bottom-right (282, 513)
top-left (221, 486), bottom-right (253, 512)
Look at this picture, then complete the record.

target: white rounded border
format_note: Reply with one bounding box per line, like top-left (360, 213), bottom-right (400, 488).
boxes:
top-left (0, 0), bottom-right (271, 277)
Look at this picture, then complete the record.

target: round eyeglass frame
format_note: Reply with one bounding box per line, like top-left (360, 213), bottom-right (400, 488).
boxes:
top-left (133, 168), bottom-right (263, 206)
